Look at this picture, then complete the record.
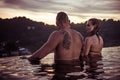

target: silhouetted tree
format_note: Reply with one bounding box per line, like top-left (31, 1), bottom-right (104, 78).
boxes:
top-left (0, 17), bottom-right (120, 52)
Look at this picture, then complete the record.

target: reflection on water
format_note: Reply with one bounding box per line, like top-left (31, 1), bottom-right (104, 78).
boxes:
top-left (84, 55), bottom-right (104, 80)
top-left (0, 46), bottom-right (120, 80)
top-left (52, 60), bottom-right (84, 80)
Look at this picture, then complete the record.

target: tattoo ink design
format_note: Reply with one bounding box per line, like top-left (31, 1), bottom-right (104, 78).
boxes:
top-left (63, 32), bottom-right (71, 49)
top-left (93, 38), bottom-right (96, 43)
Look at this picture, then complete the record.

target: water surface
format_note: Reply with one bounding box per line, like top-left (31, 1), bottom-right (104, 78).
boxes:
top-left (0, 46), bottom-right (120, 80)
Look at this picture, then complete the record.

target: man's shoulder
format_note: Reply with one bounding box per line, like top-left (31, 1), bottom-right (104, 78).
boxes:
top-left (51, 30), bottom-right (63, 36)
top-left (57, 29), bottom-right (68, 35)
top-left (71, 29), bottom-right (82, 35)
top-left (71, 29), bottom-right (84, 39)
top-left (51, 30), bottom-right (59, 34)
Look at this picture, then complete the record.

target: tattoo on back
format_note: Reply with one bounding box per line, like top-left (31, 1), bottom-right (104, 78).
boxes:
top-left (63, 32), bottom-right (71, 49)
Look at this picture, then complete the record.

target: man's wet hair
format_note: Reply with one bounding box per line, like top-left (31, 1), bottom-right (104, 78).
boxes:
top-left (56, 12), bottom-right (69, 25)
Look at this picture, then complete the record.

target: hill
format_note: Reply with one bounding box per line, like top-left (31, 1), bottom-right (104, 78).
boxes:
top-left (0, 17), bottom-right (120, 52)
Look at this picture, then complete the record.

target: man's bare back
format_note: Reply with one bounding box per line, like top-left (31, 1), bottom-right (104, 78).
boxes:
top-left (54, 29), bottom-right (83, 60)
top-left (28, 12), bottom-right (83, 63)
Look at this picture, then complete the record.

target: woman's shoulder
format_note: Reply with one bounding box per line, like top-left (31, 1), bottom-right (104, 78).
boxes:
top-left (85, 37), bottom-right (93, 44)
top-left (85, 36), bottom-right (93, 41)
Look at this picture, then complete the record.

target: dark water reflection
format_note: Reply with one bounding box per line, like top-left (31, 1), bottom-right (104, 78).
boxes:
top-left (84, 55), bottom-right (104, 80)
top-left (0, 46), bottom-right (120, 80)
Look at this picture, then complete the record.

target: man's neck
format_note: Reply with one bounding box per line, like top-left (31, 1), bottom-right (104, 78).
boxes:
top-left (60, 25), bottom-right (70, 30)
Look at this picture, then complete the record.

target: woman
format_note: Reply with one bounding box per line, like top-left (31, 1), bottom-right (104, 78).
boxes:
top-left (83, 18), bottom-right (103, 56)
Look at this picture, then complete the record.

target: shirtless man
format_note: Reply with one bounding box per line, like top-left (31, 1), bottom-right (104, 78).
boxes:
top-left (28, 12), bottom-right (83, 63)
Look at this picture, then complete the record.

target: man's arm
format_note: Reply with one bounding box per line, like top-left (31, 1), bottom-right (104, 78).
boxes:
top-left (78, 32), bottom-right (84, 42)
top-left (29, 31), bottom-right (60, 59)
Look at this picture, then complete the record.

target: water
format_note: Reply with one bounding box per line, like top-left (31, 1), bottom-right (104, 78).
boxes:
top-left (0, 46), bottom-right (120, 80)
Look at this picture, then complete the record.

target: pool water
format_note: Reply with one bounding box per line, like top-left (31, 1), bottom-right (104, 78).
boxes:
top-left (0, 46), bottom-right (120, 80)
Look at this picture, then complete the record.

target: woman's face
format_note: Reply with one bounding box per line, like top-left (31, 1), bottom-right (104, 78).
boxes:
top-left (86, 20), bottom-right (95, 33)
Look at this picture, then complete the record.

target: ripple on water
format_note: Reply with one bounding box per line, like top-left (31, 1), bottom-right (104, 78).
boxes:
top-left (0, 47), bottom-right (120, 80)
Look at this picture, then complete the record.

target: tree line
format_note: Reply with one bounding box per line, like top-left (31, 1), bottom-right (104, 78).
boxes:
top-left (0, 17), bottom-right (120, 53)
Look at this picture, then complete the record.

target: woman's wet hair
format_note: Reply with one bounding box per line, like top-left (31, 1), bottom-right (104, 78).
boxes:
top-left (88, 18), bottom-right (99, 35)
top-left (88, 18), bottom-right (100, 41)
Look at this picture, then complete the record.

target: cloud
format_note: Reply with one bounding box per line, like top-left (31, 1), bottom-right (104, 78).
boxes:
top-left (68, 0), bottom-right (120, 14)
top-left (1, 0), bottom-right (120, 13)
top-left (0, 0), bottom-right (45, 12)
top-left (0, 0), bottom-right (120, 20)
top-left (2, 0), bottom-right (120, 12)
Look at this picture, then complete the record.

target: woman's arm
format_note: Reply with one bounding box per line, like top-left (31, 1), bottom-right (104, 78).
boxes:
top-left (83, 37), bottom-right (92, 56)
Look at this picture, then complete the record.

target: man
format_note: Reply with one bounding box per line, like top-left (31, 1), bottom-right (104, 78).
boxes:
top-left (28, 12), bottom-right (83, 63)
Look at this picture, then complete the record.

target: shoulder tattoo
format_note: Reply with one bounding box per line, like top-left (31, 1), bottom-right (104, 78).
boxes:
top-left (93, 38), bottom-right (97, 43)
top-left (63, 32), bottom-right (71, 49)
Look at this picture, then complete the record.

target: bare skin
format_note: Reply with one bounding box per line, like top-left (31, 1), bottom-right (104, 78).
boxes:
top-left (28, 12), bottom-right (83, 61)
top-left (84, 35), bottom-right (103, 56)
top-left (54, 29), bottom-right (83, 60)
top-left (84, 19), bottom-right (103, 56)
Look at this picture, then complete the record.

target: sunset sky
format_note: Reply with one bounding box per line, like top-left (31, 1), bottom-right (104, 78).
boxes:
top-left (0, 0), bottom-right (120, 25)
